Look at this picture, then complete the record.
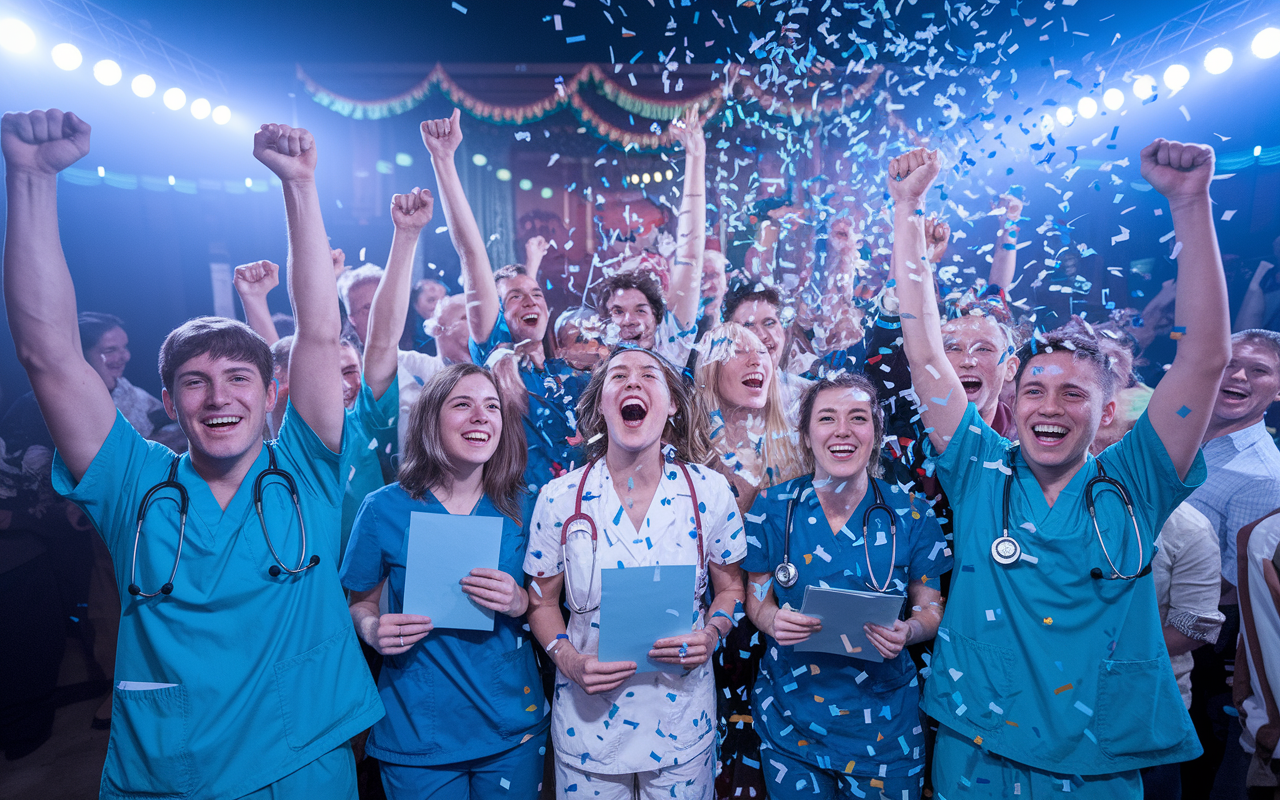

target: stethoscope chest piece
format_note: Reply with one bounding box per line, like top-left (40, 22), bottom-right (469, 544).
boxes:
top-left (774, 560), bottom-right (799, 589)
top-left (991, 535), bottom-right (1021, 566)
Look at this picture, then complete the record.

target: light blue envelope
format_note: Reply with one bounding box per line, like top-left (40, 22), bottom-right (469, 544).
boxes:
top-left (794, 585), bottom-right (905, 662)
top-left (403, 511), bottom-right (502, 631)
top-left (598, 564), bottom-right (697, 675)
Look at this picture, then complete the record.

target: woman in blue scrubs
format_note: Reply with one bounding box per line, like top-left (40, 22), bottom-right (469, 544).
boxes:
top-left (743, 373), bottom-right (952, 799)
top-left (340, 363), bottom-right (549, 798)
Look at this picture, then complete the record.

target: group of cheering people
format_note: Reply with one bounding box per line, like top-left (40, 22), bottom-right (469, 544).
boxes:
top-left (0, 100), bottom-right (1243, 800)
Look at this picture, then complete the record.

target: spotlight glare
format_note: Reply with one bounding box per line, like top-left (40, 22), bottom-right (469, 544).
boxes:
top-left (665, 169), bottom-right (673, 180)
top-left (518, 178), bottom-right (533, 190)
top-left (162, 87), bottom-right (186, 110)
top-left (190, 98), bottom-right (211, 120)
top-left (51, 43), bottom-right (82, 70)
top-left (0, 18), bottom-right (36, 54)
top-left (168, 175), bottom-right (175, 186)
top-left (1077, 97), bottom-right (1098, 119)
top-left (495, 168), bottom-right (512, 182)
top-left (1253, 27), bottom-right (1280, 59)
top-left (540, 187), bottom-right (553, 199)
top-left (1163, 64), bottom-right (1190, 91)
top-left (641, 172), bottom-right (651, 184)
top-left (1056, 106), bottom-right (1075, 126)
top-left (1039, 113), bottom-right (1055, 133)
top-left (652, 171), bottom-right (664, 182)
top-left (1255, 145), bottom-right (1263, 157)
top-left (245, 178), bottom-right (253, 188)
top-left (630, 173), bottom-right (640, 185)
top-left (211, 105), bottom-right (231, 125)
top-left (1103, 88), bottom-right (1125, 110)
top-left (395, 152), bottom-right (413, 167)
top-left (93, 59), bottom-right (123, 86)
top-left (471, 153), bottom-right (487, 166)
top-left (1204, 47), bottom-right (1234, 74)
top-left (1133, 75), bottom-right (1156, 99)
top-left (131, 74), bottom-right (156, 98)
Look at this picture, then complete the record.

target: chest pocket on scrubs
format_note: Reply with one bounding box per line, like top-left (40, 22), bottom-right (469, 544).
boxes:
top-left (490, 647), bottom-right (542, 737)
top-left (274, 626), bottom-right (371, 751)
top-left (103, 684), bottom-right (196, 798)
top-left (1094, 658), bottom-right (1193, 758)
top-left (936, 631), bottom-right (1016, 731)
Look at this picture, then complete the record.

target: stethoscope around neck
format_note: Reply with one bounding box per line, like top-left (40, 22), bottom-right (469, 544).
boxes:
top-left (990, 447), bottom-right (1149, 581)
top-left (127, 442), bottom-right (320, 598)
top-left (774, 475), bottom-right (898, 594)
top-left (559, 457), bottom-right (705, 615)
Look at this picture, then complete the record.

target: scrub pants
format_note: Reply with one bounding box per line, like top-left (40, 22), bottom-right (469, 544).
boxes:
top-left (380, 731), bottom-right (546, 799)
top-left (932, 725), bottom-right (1142, 799)
top-left (243, 742), bottom-right (357, 799)
top-left (553, 744), bottom-right (715, 800)
top-left (762, 745), bottom-right (922, 800)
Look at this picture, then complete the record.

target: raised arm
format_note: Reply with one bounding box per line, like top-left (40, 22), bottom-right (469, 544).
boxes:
top-left (421, 109), bottom-right (499, 343)
top-left (988, 194), bottom-right (1023, 290)
top-left (233, 260), bottom-right (281, 345)
top-left (364, 189), bottom-right (434, 399)
top-left (523, 235), bottom-right (550, 286)
top-left (1140, 139), bottom-right (1231, 478)
top-left (1235, 260), bottom-right (1274, 333)
top-left (889, 148), bottom-right (966, 453)
top-left (2, 110), bottom-right (115, 482)
top-left (668, 108), bottom-right (707, 330)
top-left (253, 124), bottom-right (344, 452)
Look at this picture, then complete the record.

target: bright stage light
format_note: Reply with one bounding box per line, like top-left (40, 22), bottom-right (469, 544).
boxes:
top-left (1038, 113), bottom-right (1055, 133)
top-left (212, 105), bottom-right (231, 125)
top-left (1253, 27), bottom-right (1280, 59)
top-left (540, 187), bottom-right (553, 199)
top-left (190, 98), bottom-right (211, 120)
top-left (93, 59), bottom-right (122, 86)
top-left (495, 168), bottom-right (511, 182)
top-left (1163, 64), bottom-right (1190, 91)
top-left (131, 74), bottom-right (156, 97)
top-left (641, 172), bottom-right (651, 183)
top-left (652, 171), bottom-right (664, 182)
top-left (630, 173), bottom-right (640, 185)
top-left (51, 43), bottom-right (82, 70)
top-left (0, 19), bottom-right (36, 54)
top-left (1056, 106), bottom-right (1075, 126)
top-left (471, 153), bottom-right (487, 166)
top-left (1133, 75), bottom-right (1156, 99)
top-left (1077, 97), bottom-right (1098, 119)
top-left (518, 178), bottom-right (532, 190)
top-left (665, 169), bottom-right (673, 180)
top-left (1103, 88), bottom-right (1125, 110)
top-left (245, 178), bottom-right (253, 188)
top-left (168, 175), bottom-right (175, 186)
top-left (395, 152), bottom-right (413, 167)
top-left (163, 88), bottom-right (186, 110)
top-left (1205, 47), bottom-right (1234, 74)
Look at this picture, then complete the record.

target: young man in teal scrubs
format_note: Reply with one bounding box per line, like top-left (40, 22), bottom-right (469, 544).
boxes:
top-left (2, 110), bottom-right (382, 798)
top-left (891, 142), bottom-right (1230, 797)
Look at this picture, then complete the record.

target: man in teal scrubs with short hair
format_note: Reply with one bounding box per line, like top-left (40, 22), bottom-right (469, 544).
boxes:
top-left (2, 109), bottom-right (382, 798)
top-left (889, 140), bottom-right (1231, 797)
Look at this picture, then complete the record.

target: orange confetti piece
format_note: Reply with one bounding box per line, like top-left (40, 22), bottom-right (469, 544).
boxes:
top-left (810, 664), bottom-right (821, 675)
top-left (524, 686), bottom-right (531, 694)
top-left (844, 761), bottom-right (857, 774)
top-left (877, 732), bottom-right (884, 741)
top-left (871, 779), bottom-right (885, 788)
top-left (804, 554), bottom-right (813, 564)
top-left (814, 695), bottom-right (824, 703)
top-left (797, 739), bottom-right (809, 746)
top-left (1006, 720), bottom-right (1019, 727)
top-left (1043, 617), bottom-right (1053, 625)
top-left (1054, 683), bottom-right (1073, 695)
top-left (974, 736), bottom-right (983, 745)
top-left (525, 704), bottom-right (538, 712)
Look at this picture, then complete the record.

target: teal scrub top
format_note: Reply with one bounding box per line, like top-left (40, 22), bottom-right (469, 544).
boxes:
top-left (53, 406), bottom-right (384, 800)
top-left (742, 475), bottom-right (952, 778)
top-left (341, 378), bottom-right (400, 558)
top-left (922, 403), bottom-right (1206, 775)
top-left (339, 486), bottom-right (549, 766)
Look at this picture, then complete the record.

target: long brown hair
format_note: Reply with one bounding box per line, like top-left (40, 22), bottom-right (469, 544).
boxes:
top-left (797, 372), bottom-right (885, 479)
top-left (398, 363), bottom-right (527, 522)
top-left (575, 346), bottom-right (712, 465)
top-left (694, 323), bottom-right (806, 488)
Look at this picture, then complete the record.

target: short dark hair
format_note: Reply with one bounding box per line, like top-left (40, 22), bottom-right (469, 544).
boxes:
top-left (493, 264), bottom-right (528, 285)
top-left (796, 373), bottom-right (885, 479)
top-left (158, 316), bottom-right (273, 394)
top-left (1234, 329), bottom-right (1280, 366)
top-left (1013, 330), bottom-right (1116, 400)
top-left (722, 284), bottom-right (782, 325)
top-left (595, 271), bottom-right (666, 322)
top-left (78, 312), bottom-right (125, 355)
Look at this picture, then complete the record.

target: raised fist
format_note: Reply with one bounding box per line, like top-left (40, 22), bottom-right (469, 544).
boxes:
top-left (420, 108), bottom-right (463, 161)
top-left (998, 193), bottom-right (1024, 221)
top-left (887, 147), bottom-right (940, 206)
top-left (670, 107), bottom-right (706, 158)
top-left (391, 188), bottom-right (435, 232)
top-left (1140, 139), bottom-right (1214, 202)
top-left (524, 235), bottom-right (551, 263)
top-left (0, 109), bottom-right (91, 175)
top-left (330, 248), bottom-right (346, 277)
top-left (924, 216), bottom-right (951, 264)
top-left (253, 123), bottom-right (317, 183)
top-left (233, 260), bottom-right (280, 299)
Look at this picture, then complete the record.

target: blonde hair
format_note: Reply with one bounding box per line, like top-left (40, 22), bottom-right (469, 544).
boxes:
top-left (694, 323), bottom-right (806, 489)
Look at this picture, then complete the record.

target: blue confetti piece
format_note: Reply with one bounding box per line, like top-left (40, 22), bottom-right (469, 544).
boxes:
top-left (566, 34), bottom-right (585, 43)
top-left (1177, 406), bottom-right (1192, 418)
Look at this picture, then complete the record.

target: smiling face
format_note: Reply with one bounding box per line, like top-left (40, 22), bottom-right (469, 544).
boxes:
top-left (600, 350), bottom-right (678, 455)
top-left (497, 274), bottom-right (549, 347)
top-left (715, 335), bottom-right (771, 411)
top-left (428, 297), bottom-right (471, 364)
top-left (730, 299), bottom-right (785, 368)
top-left (85, 326), bottom-right (131, 389)
top-left (435, 372), bottom-right (503, 473)
top-left (942, 315), bottom-right (1017, 420)
top-left (1213, 341), bottom-right (1280, 430)
top-left (162, 352), bottom-right (276, 464)
top-left (804, 386), bottom-right (878, 483)
top-left (339, 342), bottom-right (361, 410)
top-left (1014, 351), bottom-right (1116, 472)
top-left (606, 288), bottom-right (659, 350)
top-left (414, 280), bottom-right (447, 320)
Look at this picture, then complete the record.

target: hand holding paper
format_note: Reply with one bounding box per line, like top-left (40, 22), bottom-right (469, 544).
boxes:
top-left (460, 567), bottom-right (528, 618)
top-left (559, 652), bottom-right (637, 695)
top-left (771, 607), bottom-right (823, 647)
top-left (649, 627), bottom-right (716, 669)
top-left (864, 619), bottom-right (913, 660)
top-left (403, 512), bottom-right (502, 631)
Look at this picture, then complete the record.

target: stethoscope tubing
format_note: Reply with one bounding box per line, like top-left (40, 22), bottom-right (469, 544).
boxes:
top-left (775, 475), bottom-right (898, 594)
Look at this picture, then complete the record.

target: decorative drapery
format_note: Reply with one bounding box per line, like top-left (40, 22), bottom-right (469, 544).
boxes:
top-left (297, 62), bottom-right (884, 148)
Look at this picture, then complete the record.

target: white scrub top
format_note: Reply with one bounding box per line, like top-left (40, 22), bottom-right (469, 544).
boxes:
top-left (525, 454), bottom-right (745, 774)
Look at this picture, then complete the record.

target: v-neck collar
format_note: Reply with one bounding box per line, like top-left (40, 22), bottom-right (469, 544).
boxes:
top-left (422, 488), bottom-right (489, 516)
top-left (596, 461), bottom-right (677, 564)
top-left (175, 444), bottom-right (272, 531)
top-left (1012, 448), bottom-right (1094, 524)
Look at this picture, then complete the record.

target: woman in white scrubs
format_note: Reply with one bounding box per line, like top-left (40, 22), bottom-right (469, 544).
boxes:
top-left (525, 346), bottom-right (746, 799)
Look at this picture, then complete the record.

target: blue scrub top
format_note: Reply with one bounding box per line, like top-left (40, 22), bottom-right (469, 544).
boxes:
top-left (339, 485), bottom-right (549, 766)
top-left (341, 378), bottom-right (400, 558)
top-left (742, 475), bottom-right (952, 778)
top-left (53, 406), bottom-right (383, 800)
top-left (471, 318), bottom-right (588, 492)
top-left (922, 403), bottom-right (1207, 775)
